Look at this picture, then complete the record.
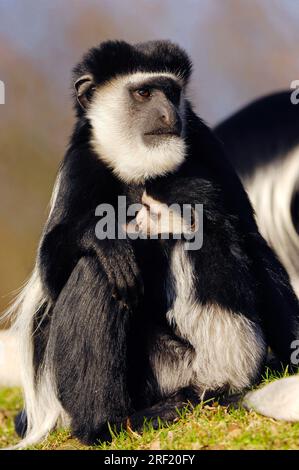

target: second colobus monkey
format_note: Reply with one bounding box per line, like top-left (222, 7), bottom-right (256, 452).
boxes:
top-left (215, 90), bottom-right (299, 422)
top-left (215, 91), bottom-right (299, 296)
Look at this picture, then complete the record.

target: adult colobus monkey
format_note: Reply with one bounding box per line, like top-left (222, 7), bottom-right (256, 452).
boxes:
top-left (8, 41), bottom-right (299, 448)
top-left (215, 90), bottom-right (299, 421)
top-left (215, 90), bottom-right (299, 296)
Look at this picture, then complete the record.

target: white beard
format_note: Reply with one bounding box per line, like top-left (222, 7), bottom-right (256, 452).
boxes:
top-left (87, 72), bottom-right (186, 184)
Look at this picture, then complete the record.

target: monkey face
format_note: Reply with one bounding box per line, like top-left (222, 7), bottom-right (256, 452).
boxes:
top-left (75, 72), bottom-right (187, 184)
top-left (127, 76), bottom-right (184, 147)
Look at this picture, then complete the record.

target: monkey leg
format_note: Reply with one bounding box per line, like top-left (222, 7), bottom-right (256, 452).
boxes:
top-left (79, 386), bottom-right (201, 444)
top-left (46, 255), bottom-right (138, 445)
top-left (123, 386), bottom-right (200, 431)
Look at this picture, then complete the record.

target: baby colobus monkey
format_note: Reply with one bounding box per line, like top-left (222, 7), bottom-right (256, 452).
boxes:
top-left (9, 40), bottom-right (299, 448)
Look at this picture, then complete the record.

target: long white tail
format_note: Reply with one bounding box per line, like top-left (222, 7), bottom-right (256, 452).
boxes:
top-left (244, 376), bottom-right (299, 421)
top-left (0, 330), bottom-right (21, 387)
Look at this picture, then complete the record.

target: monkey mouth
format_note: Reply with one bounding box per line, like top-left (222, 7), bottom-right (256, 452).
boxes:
top-left (144, 129), bottom-right (180, 137)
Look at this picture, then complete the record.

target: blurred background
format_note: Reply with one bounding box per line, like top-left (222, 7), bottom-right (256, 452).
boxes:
top-left (1, 0), bottom-right (299, 314)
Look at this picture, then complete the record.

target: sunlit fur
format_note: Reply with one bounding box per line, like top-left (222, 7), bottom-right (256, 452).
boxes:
top-left (5, 248), bottom-right (65, 450)
top-left (244, 147), bottom-right (299, 297)
top-left (88, 72), bottom-right (186, 183)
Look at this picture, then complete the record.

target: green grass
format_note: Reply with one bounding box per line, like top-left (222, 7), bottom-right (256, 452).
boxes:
top-left (0, 387), bottom-right (23, 449)
top-left (1, 368), bottom-right (299, 450)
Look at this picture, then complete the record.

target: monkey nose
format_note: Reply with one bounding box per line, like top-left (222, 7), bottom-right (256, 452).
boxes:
top-left (159, 108), bottom-right (182, 135)
top-left (160, 110), bottom-right (172, 126)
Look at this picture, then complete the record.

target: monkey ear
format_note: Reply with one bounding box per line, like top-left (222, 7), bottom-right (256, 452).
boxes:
top-left (74, 74), bottom-right (95, 109)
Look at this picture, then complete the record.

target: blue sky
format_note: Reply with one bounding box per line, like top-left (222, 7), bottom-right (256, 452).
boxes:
top-left (1, 0), bottom-right (298, 54)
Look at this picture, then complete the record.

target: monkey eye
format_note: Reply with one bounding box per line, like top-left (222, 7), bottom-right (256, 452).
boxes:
top-left (137, 88), bottom-right (151, 97)
top-left (134, 87), bottom-right (152, 99)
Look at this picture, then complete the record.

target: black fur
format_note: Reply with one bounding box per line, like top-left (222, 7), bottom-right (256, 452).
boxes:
top-left (214, 90), bottom-right (299, 178)
top-left (14, 411), bottom-right (27, 439)
top-left (72, 39), bottom-right (192, 117)
top-left (17, 42), bottom-right (299, 445)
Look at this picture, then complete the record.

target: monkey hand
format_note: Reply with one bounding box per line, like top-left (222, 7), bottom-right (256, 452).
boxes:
top-left (96, 239), bottom-right (144, 309)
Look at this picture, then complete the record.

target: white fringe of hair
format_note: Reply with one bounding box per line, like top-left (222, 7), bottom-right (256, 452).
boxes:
top-left (244, 146), bottom-right (299, 296)
top-left (4, 267), bottom-right (66, 449)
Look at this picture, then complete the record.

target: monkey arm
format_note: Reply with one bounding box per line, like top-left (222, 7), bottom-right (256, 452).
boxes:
top-left (80, 228), bottom-right (144, 309)
top-left (39, 141), bottom-right (143, 307)
top-left (39, 223), bottom-right (79, 302)
top-left (39, 216), bottom-right (143, 309)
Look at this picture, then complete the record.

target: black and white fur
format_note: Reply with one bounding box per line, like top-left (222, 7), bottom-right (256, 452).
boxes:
top-left (215, 91), bottom-right (299, 296)
top-left (215, 90), bottom-right (299, 421)
top-left (8, 41), bottom-right (299, 448)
